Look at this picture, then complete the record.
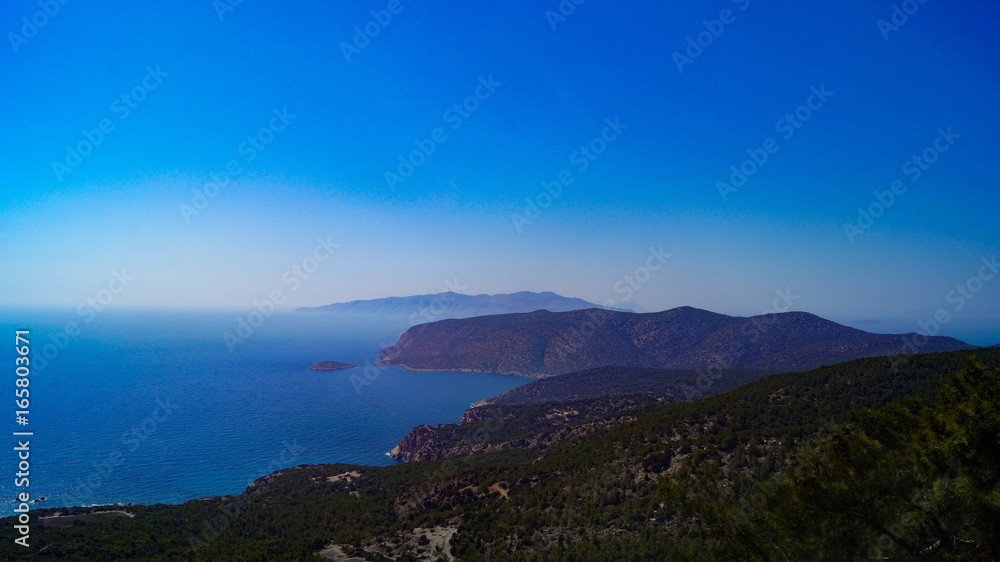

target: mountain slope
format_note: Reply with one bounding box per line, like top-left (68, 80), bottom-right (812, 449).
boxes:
top-left (387, 393), bottom-right (675, 462)
top-left (483, 365), bottom-right (771, 406)
top-left (7, 349), bottom-right (998, 561)
top-left (296, 290), bottom-right (624, 318)
top-left (376, 306), bottom-right (974, 376)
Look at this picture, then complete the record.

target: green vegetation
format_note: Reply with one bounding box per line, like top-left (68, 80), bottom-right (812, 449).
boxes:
top-left (2, 349), bottom-right (997, 560)
top-left (391, 393), bottom-right (674, 462)
top-left (486, 366), bottom-right (771, 406)
top-left (377, 306), bottom-right (973, 375)
top-left (662, 356), bottom-right (1000, 560)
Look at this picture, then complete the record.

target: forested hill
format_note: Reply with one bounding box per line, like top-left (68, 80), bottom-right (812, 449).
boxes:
top-left (482, 365), bottom-right (770, 405)
top-left (376, 306), bottom-right (974, 376)
top-left (387, 348), bottom-right (995, 465)
top-left (5, 348), bottom-right (997, 560)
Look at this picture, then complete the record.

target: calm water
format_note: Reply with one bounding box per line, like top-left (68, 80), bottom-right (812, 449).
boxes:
top-left (0, 309), bottom-right (529, 516)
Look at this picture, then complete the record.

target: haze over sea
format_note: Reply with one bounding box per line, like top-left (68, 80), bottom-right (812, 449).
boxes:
top-left (0, 310), bottom-right (529, 517)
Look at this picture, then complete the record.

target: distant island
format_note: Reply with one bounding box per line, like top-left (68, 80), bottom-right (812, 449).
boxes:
top-left (307, 361), bottom-right (356, 371)
top-left (376, 306), bottom-right (974, 377)
top-left (295, 290), bottom-right (645, 318)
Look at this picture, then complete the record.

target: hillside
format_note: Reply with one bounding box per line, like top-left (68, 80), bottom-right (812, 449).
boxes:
top-left (4, 348), bottom-right (997, 560)
top-left (376, 306), bottom-right (974, 376)
top-left (483, 365), bottom-right (771, 405)
top-left (387, 394), bottom-right (676, 462)
top-left (296, 291), bottom-right (638, 317)
top-left (384, 366), bottom-right (769, 462)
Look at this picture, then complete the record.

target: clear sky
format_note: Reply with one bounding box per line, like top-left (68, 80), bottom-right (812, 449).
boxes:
top-left (1, 0), bottom-right (998, 342)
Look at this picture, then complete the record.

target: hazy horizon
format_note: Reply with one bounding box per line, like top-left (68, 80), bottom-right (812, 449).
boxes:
top-left (1, 300), bottom-right (996, 347)
top-left (2, 0), bottom-right (997, 340)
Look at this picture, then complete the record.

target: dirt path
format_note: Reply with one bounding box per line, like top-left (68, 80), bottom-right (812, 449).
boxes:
top-left (38, 510), bottom-right (136, 528)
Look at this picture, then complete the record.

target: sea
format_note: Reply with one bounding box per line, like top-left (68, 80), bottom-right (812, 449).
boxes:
top-left (0, 309), bottom-right (530, 517)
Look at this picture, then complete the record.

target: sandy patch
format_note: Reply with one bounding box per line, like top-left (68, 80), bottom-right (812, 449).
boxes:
top-left (317, 544), bottom-right (366, 561)
top-left (312, 470), bottom-right (362, 484)
top-left (38, 510), bottom-right (135, 528)
top-left (326, 470), bottom-right (361, 483)
top-left (319, 525), bottom-right (459, 561)
top-left (488, 482), bottom-right (510, 499)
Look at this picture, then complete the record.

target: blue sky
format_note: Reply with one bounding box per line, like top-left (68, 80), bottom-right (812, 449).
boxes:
top-left (1, 0), bottom-right (998, 343)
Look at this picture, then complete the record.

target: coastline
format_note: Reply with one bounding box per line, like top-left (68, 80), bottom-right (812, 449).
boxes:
top-left (4, 365), bottom-right (526, 518)
top-left (375, 362), bottom-right (549, 379)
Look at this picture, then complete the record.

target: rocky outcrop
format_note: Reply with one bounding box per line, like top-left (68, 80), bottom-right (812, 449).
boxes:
top-left (388, 424), bottom-right (450, 461)
top-left (389, 416), bottom-right (642, 463)
top-left (388, 395), bottom-right (670, 462)
top-left (308, 361), bottom-right (356, 371)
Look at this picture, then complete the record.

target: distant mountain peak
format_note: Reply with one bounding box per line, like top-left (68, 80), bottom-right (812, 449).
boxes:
top-left (296, 291), bottom-right (632, 319)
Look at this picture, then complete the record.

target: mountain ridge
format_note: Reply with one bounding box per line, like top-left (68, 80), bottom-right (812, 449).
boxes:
top-left (296, 290), bottom-right (641, 317)
top-left (376, 306), bottom-right (974, 377)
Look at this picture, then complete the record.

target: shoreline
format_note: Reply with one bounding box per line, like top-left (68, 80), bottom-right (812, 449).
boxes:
top-left (3, 377), bottom-right (513, 519)
top-left (2, 358), bottom-right (532, 520)
top-left (375, 362), bottom-right (548, 379)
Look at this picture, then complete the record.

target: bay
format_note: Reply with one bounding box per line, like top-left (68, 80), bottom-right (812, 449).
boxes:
top-left (0, 309), bottom-right (529, 516)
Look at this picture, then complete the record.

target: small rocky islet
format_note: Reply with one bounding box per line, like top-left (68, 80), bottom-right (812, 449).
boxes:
top-left (307, 361), bottom-right (357, 371)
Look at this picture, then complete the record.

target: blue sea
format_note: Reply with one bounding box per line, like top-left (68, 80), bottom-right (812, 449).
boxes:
top-left (0, 309), bottom-right (529, 517)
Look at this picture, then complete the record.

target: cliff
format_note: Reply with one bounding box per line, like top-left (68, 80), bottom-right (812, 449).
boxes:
top-left (388, 394), bottom-right (673, 462)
